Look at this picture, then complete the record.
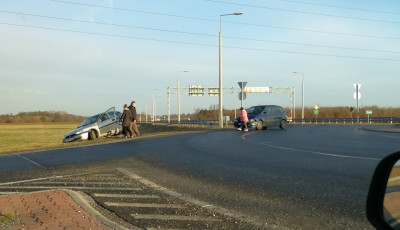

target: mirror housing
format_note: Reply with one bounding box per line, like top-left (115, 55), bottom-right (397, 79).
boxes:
top-left (367, 151), bottom-right (400, 230)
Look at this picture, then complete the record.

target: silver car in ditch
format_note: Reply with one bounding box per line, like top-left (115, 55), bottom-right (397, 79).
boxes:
top-left (63, 107), bottom-right (122, 143)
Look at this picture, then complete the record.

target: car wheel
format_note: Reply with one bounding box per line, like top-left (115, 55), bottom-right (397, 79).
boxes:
top-left (280, 120), bottom-right (286, 129)
top-left (88, 130), bottom-right (97, 140)
top-left (256, 120), bottom-right (263, 130)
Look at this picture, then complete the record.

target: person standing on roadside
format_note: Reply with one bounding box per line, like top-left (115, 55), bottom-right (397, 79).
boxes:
top-left (120, 104), bottom-right (133, 138)
top-left (238, 107), bottom-right (249, 132)
top-left (128, 101), bottom-right (141, 136)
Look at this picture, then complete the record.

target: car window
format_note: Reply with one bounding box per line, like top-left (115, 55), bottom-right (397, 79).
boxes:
top-left (100, 114), bottom-right (109, 121)
top-left (247, 106), bottom-right (264, 114)
top-left (272, 107), bottom-right (281, 116)
top-left (265, 107), bottom-right (272, 115)
top-left (100, 107), bottom-right (115, 122)
top-left (78, 114), bottom-right (99, 128)
top-left (107, 110), bottom-right (115, 119)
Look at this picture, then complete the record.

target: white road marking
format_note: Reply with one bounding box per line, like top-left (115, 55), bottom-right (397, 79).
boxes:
top-left (117, 168), bottom-right (284, 229)
top-left (0, 170), bottom-right (117, 186)
top-left (30, 181), bottom-right (132, 185)
top-left (241, 133), bottom-right (380, 161)
top-left (132, 214), bottom-right (219, 222)
top-left (94, 194), bottom-right (160, 199)
top-left (0, 192), bottom-right (22, 195)
top-left (105, 202), bottom-right (183, 208)
top-left (16, 154), bottom-right (46, 168)
top-left (0, 186), bottom-right (142, 191)
top-left (0, 176), bottom-right (64, 186)
top-left (381, 134), bottom-right (400, 140)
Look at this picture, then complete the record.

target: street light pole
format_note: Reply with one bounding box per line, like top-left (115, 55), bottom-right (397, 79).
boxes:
top-left (152, 88), bottom-right (160, 125)
top-left (177, 70), bottom-right (189, 125)
top-left (219, 12), bottom-right (243, 129)
top-left (293, 72), bottom-right (304, 122)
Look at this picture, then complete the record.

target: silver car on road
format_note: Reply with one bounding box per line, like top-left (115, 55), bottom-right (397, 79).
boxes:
top-left (63, 107), bottom-right (122, 143)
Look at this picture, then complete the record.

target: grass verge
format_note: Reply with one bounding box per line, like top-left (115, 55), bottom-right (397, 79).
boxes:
top-left (0, 213), bottom-right (21, 229)
top-left (0, 123), bottom-right (82, 155)
top-left (0, 123), bottom-right (211, 155)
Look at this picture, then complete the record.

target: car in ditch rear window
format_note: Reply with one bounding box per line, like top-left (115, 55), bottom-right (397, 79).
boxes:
top-left (234, 105), bottom-right (287, 130)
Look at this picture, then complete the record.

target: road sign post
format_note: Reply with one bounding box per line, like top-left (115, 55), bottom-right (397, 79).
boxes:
top-left (238, 82), bottom-right (247, 108)
top-left (366, 110), bottom-right (372, 123)
top-left (354, 84), bottom-right (361, 124)
top-left (314, 109), bottom-right (319, 119)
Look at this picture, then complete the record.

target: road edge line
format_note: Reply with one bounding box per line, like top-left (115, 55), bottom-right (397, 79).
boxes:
top-left (116, 167), bottom-right (286, 230)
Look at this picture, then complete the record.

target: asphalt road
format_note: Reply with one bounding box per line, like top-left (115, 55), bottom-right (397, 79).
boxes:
top-left (1, 124), bottom-right (400, 229)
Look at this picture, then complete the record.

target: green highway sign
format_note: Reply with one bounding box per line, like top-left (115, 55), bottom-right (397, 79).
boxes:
top-left (366, 110), bottom-right (373, 115)
top-left (314, 110), bottom-right (319, 115)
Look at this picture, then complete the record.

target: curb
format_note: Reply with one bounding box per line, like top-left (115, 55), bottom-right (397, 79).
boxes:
top-left (65, 189), bottom-right (142, 230)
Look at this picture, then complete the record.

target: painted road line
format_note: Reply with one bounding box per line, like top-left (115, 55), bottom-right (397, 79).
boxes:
top-left (131, 214), bottom-right (219, 222)
top-left (0, 186), bottom-right (142, 191)
top-left (0, 170), bottom-right (116, 186)
top-left (94, 193), bottom-right (160, 199)
top-left (105, 202), bottom-right (183, 208)
top-left (0, 192), bottom-right (22, 195)
top-left (117, 168), bottom-right (281, 229)
top-left (0, 176), bottom-right (64, 186)
top-left (29, 182), bottom-right (132, 186)
top-left (90, 174), bottom-right (116, 177)
top-left (16, 154), bottom-right (46, 168)
top-left (241, 133), bottom-right (380, 161)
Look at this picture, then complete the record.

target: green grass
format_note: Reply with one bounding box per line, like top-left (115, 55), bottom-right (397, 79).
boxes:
top-left (0, 123), bottom-right (93, 155)
top-left (0, 213), bottom-right (21, 229)
top-left (0, 123), bottom-right (209, 155)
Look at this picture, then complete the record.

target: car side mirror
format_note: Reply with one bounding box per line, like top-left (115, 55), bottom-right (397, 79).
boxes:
top-left (367, 151), bottom-right (400, 230)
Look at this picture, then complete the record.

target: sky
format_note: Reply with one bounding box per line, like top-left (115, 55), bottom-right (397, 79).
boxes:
top-left (0, 0), bottom-right (399, 116)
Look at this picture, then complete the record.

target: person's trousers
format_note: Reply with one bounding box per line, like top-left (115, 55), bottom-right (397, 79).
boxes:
top-left (130, 121), bottom-right (140, 135)
top-left (123, 126), bottom-right (132, 137)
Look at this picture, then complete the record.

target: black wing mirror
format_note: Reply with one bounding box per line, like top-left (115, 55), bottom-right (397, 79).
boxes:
top-left (367, 151), bottom-right (400, 230)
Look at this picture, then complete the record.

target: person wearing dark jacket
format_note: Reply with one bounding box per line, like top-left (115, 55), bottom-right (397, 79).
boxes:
top-left (120, 104), bottom-right (133, 138)
top-left (128, 101), bottom-right (141, 136)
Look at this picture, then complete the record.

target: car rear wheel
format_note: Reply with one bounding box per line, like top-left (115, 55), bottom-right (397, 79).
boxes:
top-left (88, 130), bottom-right (97, 140)
top-left (256, 120), bottom-right (263, 130)
top-left (279, 120), bottom-right (286, 129)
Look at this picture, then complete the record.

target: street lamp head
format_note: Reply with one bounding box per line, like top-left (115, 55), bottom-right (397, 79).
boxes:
top-left (221, 12), bottom-right (243, 17)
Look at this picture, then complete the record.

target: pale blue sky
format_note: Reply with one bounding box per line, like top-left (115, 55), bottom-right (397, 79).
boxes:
top-left (1, 0), bottom-right (399, 116)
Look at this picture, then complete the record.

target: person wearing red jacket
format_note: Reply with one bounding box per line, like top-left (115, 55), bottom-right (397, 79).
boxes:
top-left (238, 107), bottom-right (249, 132)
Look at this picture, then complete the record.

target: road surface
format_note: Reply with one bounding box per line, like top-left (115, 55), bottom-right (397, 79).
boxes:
top-left (1, 124), bottom-right (399, 229)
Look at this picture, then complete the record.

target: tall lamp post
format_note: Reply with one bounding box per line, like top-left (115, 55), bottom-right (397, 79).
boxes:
top-left (293, 72), bottom-right (304, 122)
top-left (177, 70), bottom-right (189, 125)
top-left (219, 12), bottom-right (243, 129)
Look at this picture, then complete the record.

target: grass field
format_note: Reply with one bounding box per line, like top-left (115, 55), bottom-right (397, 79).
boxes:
top-left (0, 123), bottom-right (94, 155)
top-left (0, 123), bottom-right (208, 155)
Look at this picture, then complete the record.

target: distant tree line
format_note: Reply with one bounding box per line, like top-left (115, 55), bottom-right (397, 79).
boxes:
top-left (0, 111), bottom-right (86, 123)
top-left (3, 106), bottom-right (399, 123)
top-left (189, 105), bottom-right (400, 120)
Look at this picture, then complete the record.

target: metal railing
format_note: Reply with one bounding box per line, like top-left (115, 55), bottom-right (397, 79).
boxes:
top-left (143, 117), bottom-right (399, 127)
top-left (291, 117), bottom-right (400, 124)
